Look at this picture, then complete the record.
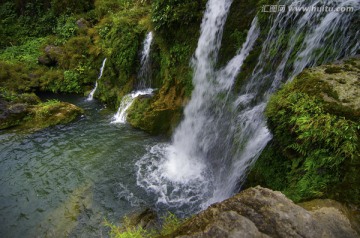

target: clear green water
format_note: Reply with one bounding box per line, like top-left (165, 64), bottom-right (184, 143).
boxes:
top-left (0, 95), bottom-right (163, 237)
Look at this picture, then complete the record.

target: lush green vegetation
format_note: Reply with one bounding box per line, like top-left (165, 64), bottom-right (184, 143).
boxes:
top-left (246, 62), bottom-right (360, 204)
top-left (0, 0), bottom-right (270, 134)
top-left (105, 212), bottom-right (183, 238)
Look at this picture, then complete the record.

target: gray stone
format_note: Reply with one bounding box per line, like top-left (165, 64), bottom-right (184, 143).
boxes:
top-left (167, 187), bottom-right (359, 238)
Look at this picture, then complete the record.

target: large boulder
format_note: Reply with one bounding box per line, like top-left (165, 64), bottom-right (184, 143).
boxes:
top-left (165, 187), bottom-right (359, 238)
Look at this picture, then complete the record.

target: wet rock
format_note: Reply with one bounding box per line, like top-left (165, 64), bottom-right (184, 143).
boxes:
top-left (167, 187), bottom-right (359, 238)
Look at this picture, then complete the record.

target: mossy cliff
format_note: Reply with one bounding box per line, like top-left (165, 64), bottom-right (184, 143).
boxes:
top-left (245, 57), bottom-right (360, 205)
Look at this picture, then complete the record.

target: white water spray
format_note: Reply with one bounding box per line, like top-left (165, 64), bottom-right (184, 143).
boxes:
top-left (137, 0), bottom-right (260, 214)
top-left (138, 32), bottom-right (153, 89)
top-left (112, 89), bottom-right (154, 124)
top-left (87, 58), bottom-right (107, 101)
top-left (137, 0), bottom-right (359, 214)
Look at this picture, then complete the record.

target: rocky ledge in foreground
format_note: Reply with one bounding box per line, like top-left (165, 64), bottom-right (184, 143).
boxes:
top-left (165, 187), bottom-right (359, 238)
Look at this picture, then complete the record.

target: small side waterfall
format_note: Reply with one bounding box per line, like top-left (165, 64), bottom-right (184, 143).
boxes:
top-left (112, 32), bottom-right (154, 124)
top-left (136, 0), bottom-right (359, 215)
top-left (137, 32), bottom-right (153, 89)
top-left (87, 58), bottom-right (107, 101)
top-left (112, 89), bottom-right (154, 124)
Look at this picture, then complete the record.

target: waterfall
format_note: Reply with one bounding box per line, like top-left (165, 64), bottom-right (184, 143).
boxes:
top-left (112, 89), bottom-right (154, 124)
top-left (137, 0), bottom-right (359, 215)
top-left (87, 58), bottom-right (107, 101)
top-left (137, 32), bottom-right (153, 89)
top-left (112, 32), bottom-right (155, 124)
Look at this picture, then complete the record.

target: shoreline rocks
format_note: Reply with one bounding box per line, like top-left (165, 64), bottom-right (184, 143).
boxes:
top-left (164, 187), bottom-right (359, 238)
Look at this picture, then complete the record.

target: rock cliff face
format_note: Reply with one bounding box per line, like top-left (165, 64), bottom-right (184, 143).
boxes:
top-left (165, 187), bottom-right (359, 238)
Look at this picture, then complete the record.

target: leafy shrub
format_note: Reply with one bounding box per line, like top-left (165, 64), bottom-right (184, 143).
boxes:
top-left (0, 38), bottom-right (47, 65)
top-left (63, 70), bottom-right (81, 92)
top-left (39, 69), bottom-right (81, 93)
top-left (263, 78), bottom-right (359, 202)
top-left (53, 15), bottom-right (78, 45)
top-left (152, 0), bottom-right (206, 31)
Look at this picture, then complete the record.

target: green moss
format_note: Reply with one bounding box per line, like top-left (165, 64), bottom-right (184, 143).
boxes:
top-left (22, 100), bottom-right (84, 130)
top-left (325, 66), bottom-right (342, 74)
top-left (0, 89), bottom-right (83, 131)
top-left (127, 95), bottom-right (182, 136)
top-left (245, 143), bottom-right (290, 192)
top-left (246, 59), bottom-right (360, 205)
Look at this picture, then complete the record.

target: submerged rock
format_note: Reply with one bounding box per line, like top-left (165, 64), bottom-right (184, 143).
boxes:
top-left (166, 187), bottom-right (359, 238)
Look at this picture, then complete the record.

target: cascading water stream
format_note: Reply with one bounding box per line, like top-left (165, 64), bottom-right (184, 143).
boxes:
top-left (112, 32), bottom-right (154, 124)
top-left (112, 89), bottom-right (154, 124)
top-left (137, 32), bottom-right (153, 89)
top-left (87, 58), bottom-right (107, 101)
top-left (137, 0), bottom-right (359, 215)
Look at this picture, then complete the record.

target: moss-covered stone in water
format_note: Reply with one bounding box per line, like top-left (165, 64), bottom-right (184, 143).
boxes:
top-left (0, 89), bottom-right (83, 131)
top-left (22, 101), bottom-right (84, 130)
top-left (127, 83), bottom-right (184, 135)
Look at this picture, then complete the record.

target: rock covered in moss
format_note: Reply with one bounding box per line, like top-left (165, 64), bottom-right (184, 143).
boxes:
top-left (0, 90), bottom-right (83, 131)
top-left (22, 101), bottom-right (84, 130)
top-left (38, 45), bottom-right (64, 66)
top-left (245, 57), bottom-right (360, 205)
top-left (127, 84), bottom-right (184, 135)
top-left (165, 187), bottom-right (358, 238)
top-left (293, 56), bottom-right (360, 120)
